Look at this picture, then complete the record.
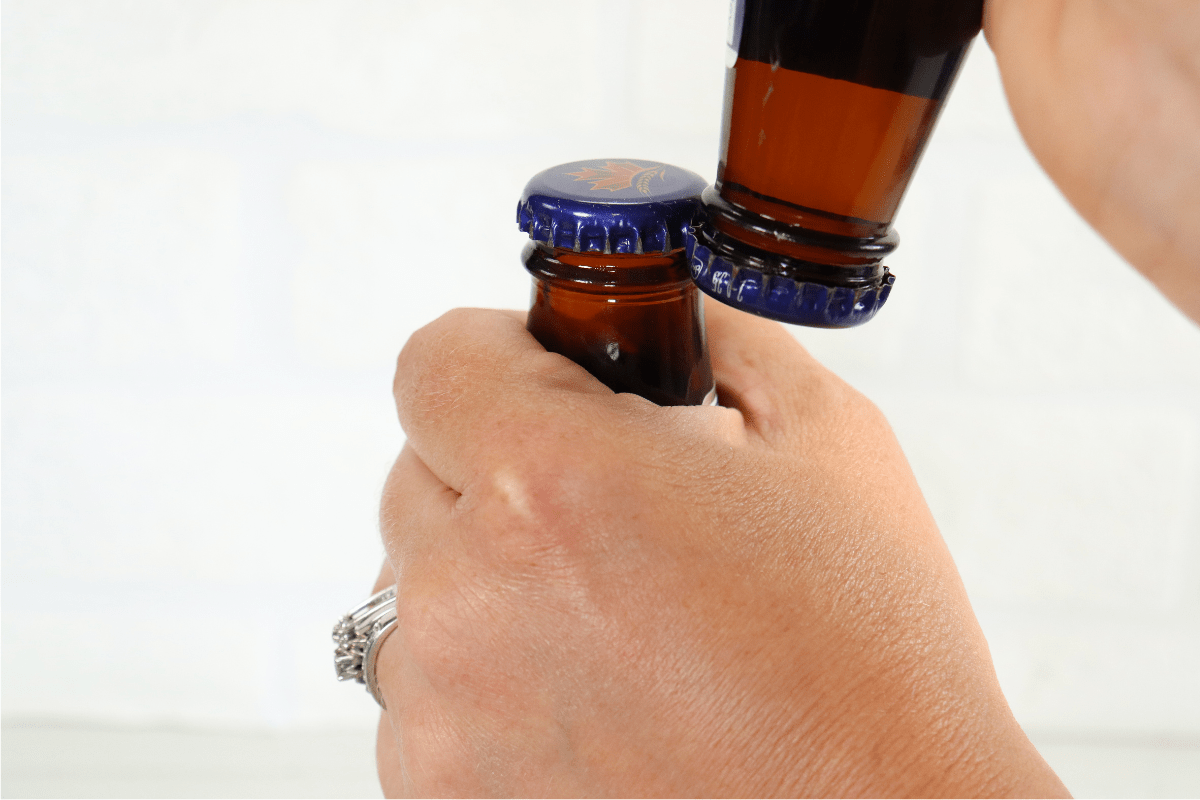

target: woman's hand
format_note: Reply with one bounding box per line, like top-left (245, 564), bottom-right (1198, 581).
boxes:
top-left (985, 0), bottom-right (1200, 323)
top-left (370, 302), bottom-right (1067, 797)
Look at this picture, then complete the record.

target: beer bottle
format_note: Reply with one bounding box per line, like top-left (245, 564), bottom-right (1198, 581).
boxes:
top-left (518, 159), bottom-right (716, 406)
top-left (687, 0), bottom-right (984, 327)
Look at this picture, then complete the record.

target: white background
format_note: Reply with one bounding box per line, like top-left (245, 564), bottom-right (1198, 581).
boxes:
top-left (3, 0), bottom-right (1199, 795)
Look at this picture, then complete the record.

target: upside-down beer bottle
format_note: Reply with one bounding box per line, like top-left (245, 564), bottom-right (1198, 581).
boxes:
top-left (517, 159), bottom-right (716, 406)
top-left (687, 0), bottom-right (984, 327)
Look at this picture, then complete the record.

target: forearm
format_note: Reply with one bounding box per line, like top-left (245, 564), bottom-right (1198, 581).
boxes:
top-left (986, 0), bottom-right (1200, 322)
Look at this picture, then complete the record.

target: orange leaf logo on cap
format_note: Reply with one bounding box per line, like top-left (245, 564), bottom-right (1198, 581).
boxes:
top-left (567, 161), bottom-right (666, 195)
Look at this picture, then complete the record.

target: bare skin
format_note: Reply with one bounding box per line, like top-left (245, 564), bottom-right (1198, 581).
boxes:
top-left (985, 0), bottom-right (1200, 322)
top-left (371, 302), bottom-right (1067, 797)
top-left (367, 1), bottom-right (1199, 795)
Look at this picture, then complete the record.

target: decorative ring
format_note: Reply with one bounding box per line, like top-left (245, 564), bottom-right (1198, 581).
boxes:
top-left (333, 585), bottom-right (398, 708)
top-left (363, 617), bottom-right (398, 709)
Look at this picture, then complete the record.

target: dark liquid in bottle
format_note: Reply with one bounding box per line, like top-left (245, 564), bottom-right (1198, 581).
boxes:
top-left (713, 0), bottom-right (982, 270)
top-left (524, 242), bottom-right (714, 407)
top-left (720, 61), bottom-right (941, 238)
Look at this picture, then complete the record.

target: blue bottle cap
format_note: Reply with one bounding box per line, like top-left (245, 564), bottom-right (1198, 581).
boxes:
top-left (517, 159), bottom-right (707, 255)
top-left (684, 220), bottom-right (895, 329)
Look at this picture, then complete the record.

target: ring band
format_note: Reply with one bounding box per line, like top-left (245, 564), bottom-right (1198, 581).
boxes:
top-left (333, 584), bottom-right (398, 708)
top-left (363, 616), bottom-right (397, 708)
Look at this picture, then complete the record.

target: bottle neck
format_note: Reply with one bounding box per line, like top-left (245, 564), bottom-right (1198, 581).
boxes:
top-left (522, 241), bottom-right (691, 294)
top-left (523, 241), bottom-right (715, 407)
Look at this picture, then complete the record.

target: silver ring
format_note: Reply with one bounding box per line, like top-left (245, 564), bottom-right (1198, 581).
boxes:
top-left (332, 584), bottom-right (398, 708)
top-left (363, 617), bottom-right (398, 708)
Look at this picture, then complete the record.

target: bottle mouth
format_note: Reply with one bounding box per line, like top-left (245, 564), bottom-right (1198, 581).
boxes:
top-left (700, 187), bottom-right (898, 277)
top-left (691, 219), bottom-right (888, 290)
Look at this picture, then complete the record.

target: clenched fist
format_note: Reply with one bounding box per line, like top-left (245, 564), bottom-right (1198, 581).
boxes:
top-left (368, 301), bottom-right (1066, 797)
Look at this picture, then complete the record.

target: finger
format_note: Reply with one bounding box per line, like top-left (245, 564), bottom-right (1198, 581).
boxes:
top-left (702, 297), bottom-right (851, 442)
top-left (371, 446), bottom-right (448, 697)
top-left (372, 447), bottom-right (463, 797)
top-left (393, 307), bottom-right (632, 494)
top-left (372, 560), bottom-right (396, 594)
top-left (376, 710), bottom-right (406, 797)
top-left (379, 444), bottom-right (458, 582)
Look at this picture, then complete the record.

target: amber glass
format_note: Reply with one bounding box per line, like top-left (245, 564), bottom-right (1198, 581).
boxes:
top-left (523, 242), bottom-right (715, 406)
top-left (719, 59), bottom-right (941, 240)
top-left (711, 0), bottom-right (982, 274)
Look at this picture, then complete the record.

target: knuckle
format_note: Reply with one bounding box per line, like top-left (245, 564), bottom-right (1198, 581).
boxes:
top-left (460, 421), bottom-right (618, 587)
top-left (391, 454), bottom-right (594, 654)
top-left (470, 455), bottom-right (581, 567)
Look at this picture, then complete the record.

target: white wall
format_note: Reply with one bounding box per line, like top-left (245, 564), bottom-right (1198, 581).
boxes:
top-left (3, 0), bottom-right (1198, 743)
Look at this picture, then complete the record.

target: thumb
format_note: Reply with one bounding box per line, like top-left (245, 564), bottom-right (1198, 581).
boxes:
top-left (703, 297), bottom-right (860, 446)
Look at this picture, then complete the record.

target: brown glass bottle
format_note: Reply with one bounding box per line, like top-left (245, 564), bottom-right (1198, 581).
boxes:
top-left (525, 243), bottom-right (714, 406)
top-left (690, 0), bottom-right (983, 326)
top-left (517, 159), bottom-right (715, 406)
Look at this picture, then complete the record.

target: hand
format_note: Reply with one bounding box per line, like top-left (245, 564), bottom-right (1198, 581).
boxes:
top-left (368, 302), bottom-right (1067, 797)
top-left (985, 0), bottom-right (1200, 323)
